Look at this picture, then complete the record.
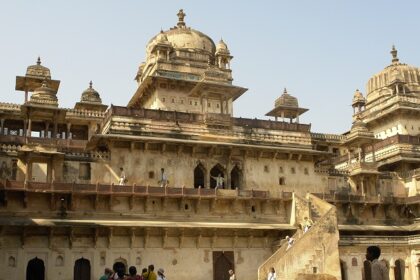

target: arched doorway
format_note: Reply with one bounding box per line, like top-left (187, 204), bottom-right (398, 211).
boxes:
top-left (210, 164), bottom-right (224, 189)
top-left (26, 257), bottom-right (45, 280)
top-left (113, 259), bottom-right (127, 276)
top-left (363, 260), bottom-right (372, 280)
top-left (230, 165), bottom-right (242, 189)
top-left (394, 259), bottom-right (405, 280)
top-left (340, 260), bottom-right (347, 280)
top-left (194, 163), bottom-right (206, 188)
top-left (213, 251), bottom-right (234, 280)
top-left (74, 258), bottom-right (91, 280)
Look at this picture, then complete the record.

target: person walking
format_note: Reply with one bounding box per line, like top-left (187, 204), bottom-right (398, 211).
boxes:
top-left (267, 267), bottom-right (276, 280)
top-left (142, 264), bottom-right (157, 280)
top-left (118, 167), bottom-right (126, 185)
top-left (157, 268), bottom-right (166, 280)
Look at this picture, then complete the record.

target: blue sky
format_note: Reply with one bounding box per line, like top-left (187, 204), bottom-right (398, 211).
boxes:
top-left (1, 1), bottom-right (419, 133)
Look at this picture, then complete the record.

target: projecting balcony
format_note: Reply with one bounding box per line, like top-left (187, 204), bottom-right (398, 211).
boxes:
top-left (348, 161), bottom-right (379, 176)
top-left (0, 180), bottom-right (292, 201)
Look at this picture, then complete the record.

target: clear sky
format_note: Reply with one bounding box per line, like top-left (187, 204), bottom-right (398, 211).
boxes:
top-left (1, 0), bottom-right (419, 133)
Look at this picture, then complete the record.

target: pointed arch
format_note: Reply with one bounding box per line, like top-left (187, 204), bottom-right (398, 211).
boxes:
top-left (340, 259), bottom-right (348, 280)
top-left (230, 165), bottom-right (242, 189)
top-left (194, 162), bottom-right (206, 188)
top-left (26, 257), bottom-right (45, 280)
top-left (74, 257), bottom-right (91, 280)
top-left (394, 258), bottom-right (405, 280)
top-left (210, 164), bottom-right (225, 189)
top-left (113, 258), bottom-right (127, 276)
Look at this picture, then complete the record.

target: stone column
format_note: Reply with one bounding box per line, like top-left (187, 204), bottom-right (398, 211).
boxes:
top-left (202, 98), bottom-right (208, 114)
top-left (371, 144), bottom-right (376, 163)
top-left (66, 123), bottom-right (72, 139)
top-left (27, 119), bottom-right (32, 137)
top-left (45, 122), bottom-right (50, 138)
top-left (348, 149), bottom-right (351, 166)
top-left (24, 90), bottom-right (28, 103)
top-left (54, 121), bottom-right (58, 139)
top-left (220, 97), bottom-right (224, 114)
top-left (0, 119), bottom-right (4, 135)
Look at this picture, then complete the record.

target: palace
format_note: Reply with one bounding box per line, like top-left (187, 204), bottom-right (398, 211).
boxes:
top-left (0, 9), bottom-right (419, 280)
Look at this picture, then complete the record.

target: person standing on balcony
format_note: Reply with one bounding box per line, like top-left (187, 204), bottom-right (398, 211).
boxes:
top-left (211, 173), bottom-right (224, 189)
top-left (118, 167), bottom-right (126, 185)
top-left (267, 267), bottom-right (276, 280)
top-left (228, 269), bottom-right (236, 280)
top-left (159, 168), bottom-right (169, 187)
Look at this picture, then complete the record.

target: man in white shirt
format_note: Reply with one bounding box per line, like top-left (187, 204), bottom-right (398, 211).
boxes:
top-left (365, 245), bottom-right (390, 280)
top-left (267, 267), bottom-right (276, 280)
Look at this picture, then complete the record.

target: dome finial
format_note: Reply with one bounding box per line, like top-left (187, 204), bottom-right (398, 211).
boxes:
top-left (391, 45), bottom-right (399, 64)
top-left (283, 88), bottom-right (288, 94)
top-left (177, 9), bottom-right (186, 28)
top-left (37, 56), bottom-right (41, 65)
top-left (89, 80), bottom-right (93, 89)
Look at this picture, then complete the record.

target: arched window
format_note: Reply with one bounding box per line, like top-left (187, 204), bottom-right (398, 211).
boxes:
top-left (194, 163), bottom-right (206, 188)
top-left (26, 257), bottom-right (45, 280)
top-left (363, 260), bottom-right (371, 280)
top-left (113, 258), bottom-right (127, 276)
top-left (230, 165), bottom-right (242, 189)
top-left (74, 258), bottom-right (90, 280)
top-left (210, 164), bottom-right (224, 189)
top-left (340, 260), bottom-right (348, 280)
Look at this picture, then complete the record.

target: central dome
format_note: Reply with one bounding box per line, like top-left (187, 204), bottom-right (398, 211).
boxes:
top-left (146, 9), bottom-right (216, 58)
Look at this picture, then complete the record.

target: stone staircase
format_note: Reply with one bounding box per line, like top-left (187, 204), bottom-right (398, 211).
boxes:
top-left (258, 193), bottom-right (342, 280)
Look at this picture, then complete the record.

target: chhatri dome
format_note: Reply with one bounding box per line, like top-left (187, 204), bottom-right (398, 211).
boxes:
top-left (275, 88), bottom-right (299, 108)
top-left (129, 9), bottom-right (244, 112)
top-left (145, 9), bottom-right (216, 62)
top-left (25, 57), bottom-right (51, 80)
top-left (366, 46), bottom-right (420, 103)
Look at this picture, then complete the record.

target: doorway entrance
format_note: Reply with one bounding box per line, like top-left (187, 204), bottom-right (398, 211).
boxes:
top-left (213, 251), bottom-right (234, 280)
top-left (74, 258), bottom-right (91, 280)
top-left (26, 257), bottom-right (45, 280)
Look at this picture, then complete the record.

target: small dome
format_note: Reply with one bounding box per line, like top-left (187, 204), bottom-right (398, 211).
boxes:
top-left (156, 31), bottom-right (169, 43)
top-left (81, 81), bottom-right (102, 103)
top-left (26, 57), bottom-right (51, 79)
top-left (30, 80), bottom-right (58, 106)
top-left (275, 88), bottom-right (298, 108)
top-left (216, 39), bottom-right (229, 54)
top-left (352, 89), bottom-right (365, 104)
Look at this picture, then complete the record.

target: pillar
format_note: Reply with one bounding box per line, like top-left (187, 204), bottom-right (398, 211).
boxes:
top-left (24, 90), bottom-right (28, 103)
top-left (296, 113), bottom-right (300, 124)
top-left (281, 112), bottom-right (285, 122)
top-left (66, 123), bottom-right (72, 139)
top-left (202, 98), bottom-right (208, 114)
top-left (0, 119), bottom-right (4, 135)
top-left (27, 119), bottom-right (32, 137)
top-left (220, 97), bottom-right (224, 114)
top-left (348, 149), bottom-right (351, 166)
top-left (54, 120), bottom-right (58, 139)
top-left (371, 144), bottom-right (376, 163)
top-left (45, 122), bottom-right (50, 138)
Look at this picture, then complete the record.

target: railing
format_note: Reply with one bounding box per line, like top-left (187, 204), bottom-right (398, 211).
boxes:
top-left (312, 192), bottom-right (420, 204)
top-left (311, 132), bottom-right (345, 142)
top-left (105, 105), bottom-right (311, 132)
top-left (258, 194), bottom-right (340, 280)
top-left (0, 135), bottom-right (88, 150)
top-left (0, 180), bottom-right (293, 200)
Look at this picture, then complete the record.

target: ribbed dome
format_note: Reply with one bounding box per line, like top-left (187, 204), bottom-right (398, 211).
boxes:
top-left (29, 81), bottom-right (58, 106)
top-left (352, 89), bottom-right (365, 105)
top-left (146, 10), bottom-right (216, 58)
top-left (26, 57), bottom-right (51, 79)
top-left (81, 81), bottom-right (102, 103)
top-left (366, 46), bottom-right (420, 102)
top-left (216, 39), bottom-right (229, 54)
top-left (275, 88), bottom-right (298, 108)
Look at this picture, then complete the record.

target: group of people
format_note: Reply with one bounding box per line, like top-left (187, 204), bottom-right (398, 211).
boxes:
top-left (118, 167), bottom-right (226, 189)
top-left (100, 264), bottom-right (166, 280)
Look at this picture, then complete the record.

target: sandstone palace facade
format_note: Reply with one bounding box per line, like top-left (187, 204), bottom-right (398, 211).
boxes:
top-left (0, 9), bottom-right (418, 280)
